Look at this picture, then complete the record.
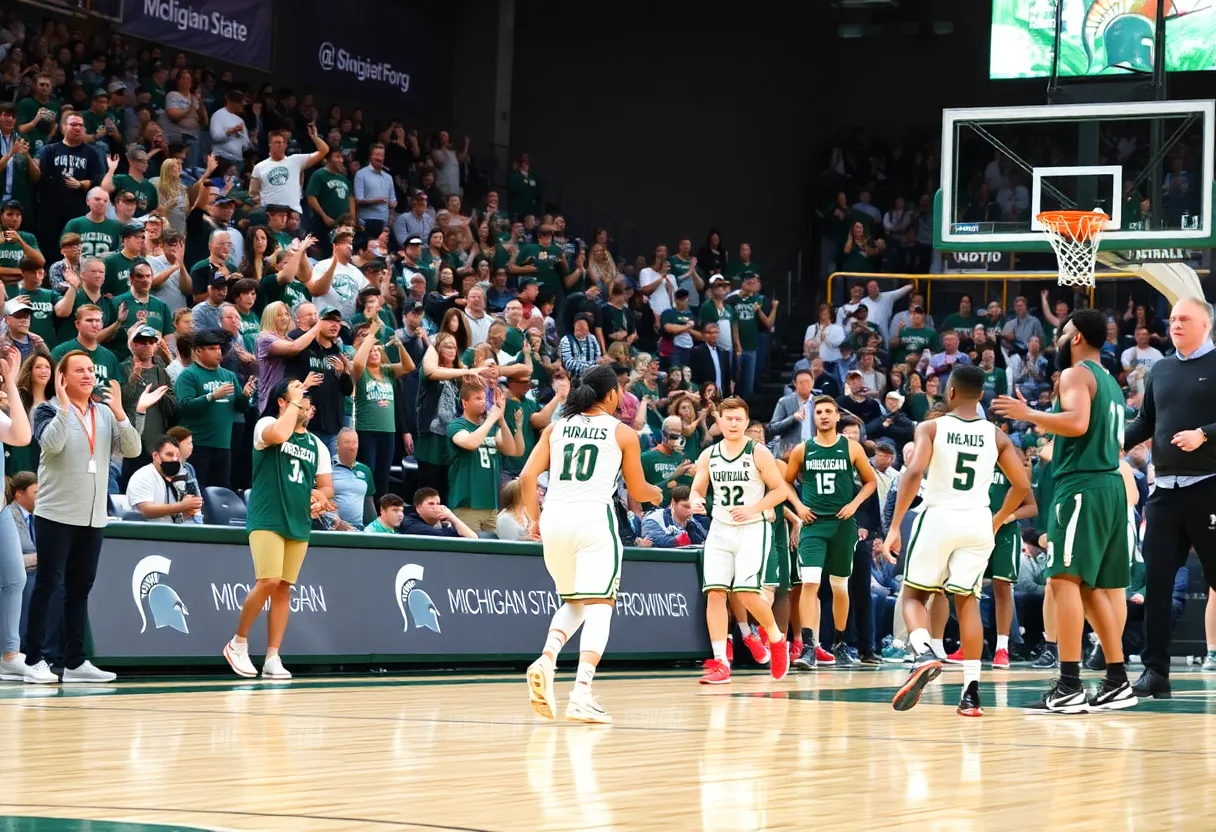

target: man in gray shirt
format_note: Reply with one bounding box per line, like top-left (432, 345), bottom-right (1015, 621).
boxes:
top-left (353, 143), bottom-right (396, 238)
top-left (1001, 295), bottom-right (1045, 349)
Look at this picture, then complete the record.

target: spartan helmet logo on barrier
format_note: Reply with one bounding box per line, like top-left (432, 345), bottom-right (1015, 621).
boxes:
top-left (132, 555), bottom-right (190, 635)
top-left (395, 564), bottom-right (441, 634)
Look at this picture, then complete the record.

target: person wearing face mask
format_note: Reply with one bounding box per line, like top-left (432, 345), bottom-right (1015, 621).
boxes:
top-left (640, 415), bottom-right (695, 507)
top-left (125, 434), bottom-right (205, 523)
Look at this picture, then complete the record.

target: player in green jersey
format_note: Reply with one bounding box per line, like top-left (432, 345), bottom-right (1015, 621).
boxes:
top-left (981, 462), bottom-right (1037, 669)
top-left (785, 396), bottom-right (877, 669)
top-left (993, 308), bottom-right (1136, 712)
top-left (746, 419), bottom-right (804, 661)
top-left (223, 379), bottom-right (334, 681)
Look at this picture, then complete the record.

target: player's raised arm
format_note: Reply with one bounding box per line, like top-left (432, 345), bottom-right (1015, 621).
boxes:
top-left (617, 423), bottom-right (664, 505)
top-left (992, 430), bottom-right (1031, 530)
top-left (259, 380), bottom-right (305, 446)
top-left (689, 446), bottom-right (712, 514)
top-left (991, 364), bottom-right (1093, 437)
top-left (838, 438), bottom-right (878, 519)
top-left (519, 424), bottom-right (552, 534)
top-left (884, 419), bottom-right (936, 557)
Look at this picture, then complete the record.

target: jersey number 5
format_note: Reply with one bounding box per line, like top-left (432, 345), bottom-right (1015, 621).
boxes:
top-left (560, 443), bottom-right (598, 482)
top-left (953, 452), bottom-right (977, 490)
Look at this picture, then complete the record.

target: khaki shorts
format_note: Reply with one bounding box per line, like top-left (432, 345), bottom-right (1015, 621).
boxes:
top-left (454, 507), bottom-right (498, 533)
top-left (250, 530), bottom-right (309, 584)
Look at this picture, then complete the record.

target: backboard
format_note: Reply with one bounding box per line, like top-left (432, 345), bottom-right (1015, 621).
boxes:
top-left (936, 99), bottom-right (1216, 255)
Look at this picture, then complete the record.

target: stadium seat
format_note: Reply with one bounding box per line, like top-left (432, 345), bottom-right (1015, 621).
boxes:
top-left (203, 486), bottom-right (247, 527)
top-left (109, 494), bottom-right (130, 516)
top-left (120, 509), bottom-right (146, 522)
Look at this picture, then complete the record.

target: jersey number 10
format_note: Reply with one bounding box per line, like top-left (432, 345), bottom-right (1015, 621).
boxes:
top-left (560, 443), bottom-right (599, 482)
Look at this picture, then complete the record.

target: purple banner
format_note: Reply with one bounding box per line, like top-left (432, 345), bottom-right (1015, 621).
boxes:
top-left (120, 0), bottom-right (273, 71)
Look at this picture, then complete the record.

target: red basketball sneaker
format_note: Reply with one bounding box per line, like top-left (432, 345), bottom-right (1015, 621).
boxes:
top-left (992, 648), bottom-right (1011, 669)
top-left (699, 659), bottom-right (732, 685)
top-left (770, 639), bottom-right (790, 681)
top-left (742, 632), bottom-right (770, 665)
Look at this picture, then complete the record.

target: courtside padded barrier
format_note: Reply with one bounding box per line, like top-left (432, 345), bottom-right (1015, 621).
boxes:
top-left (92, 523), bottom-right (709, 666)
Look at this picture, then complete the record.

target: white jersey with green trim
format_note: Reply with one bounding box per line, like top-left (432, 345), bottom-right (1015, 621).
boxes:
top-left (544, 413), bottom-right (623, 508)
top-left (921, 414), bottom-right (998, 511)
top-left (708, 439), bottom-right (767, 526)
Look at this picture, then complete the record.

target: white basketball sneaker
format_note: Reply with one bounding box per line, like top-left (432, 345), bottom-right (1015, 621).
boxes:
top-left (527, 656), bottom-right (557, 720)
top-left (0, 654), bottom-right (29, 682)
top-left (566, 686), bottom-right (612, 724)
top-left (22, 660), bottom-right (58, 685)
top-left (223, 638), bottom-right (257, 678)
top-left (261, 655), bottom-right (292, 680)
top-left (62, 661), bottom-right (116, 683)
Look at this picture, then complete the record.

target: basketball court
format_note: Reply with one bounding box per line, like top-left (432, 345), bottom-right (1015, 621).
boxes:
top-left (1, 665), bottom-right (1214, 831)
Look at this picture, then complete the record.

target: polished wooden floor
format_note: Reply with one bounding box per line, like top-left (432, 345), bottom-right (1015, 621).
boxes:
top-left (0, 664), bottom-right (1214, 831)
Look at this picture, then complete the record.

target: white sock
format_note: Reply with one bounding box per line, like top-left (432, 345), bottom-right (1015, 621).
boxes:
top-left (963, 659), bottom-right (981, 688)
top-left (996, 634), bottom-right (1009, 651)
top-left (265, 647), bottom-right (279, 659)
top-left (909, 628), bottom-right (931, 655)
top-left (232, 635), bottom-right (247, 646)
top-left (738, 622), bottom-right (752, 638)
top-left (543, 604), bottom-right (586, 660)
top-left (712, 640), bottom-right (727, 662)
top-left (930, 638), bottom-right (946, 658)
top-left (575, 660), bottom-right (596, 689)
top-left (578, 603), bottom-right (613, 657)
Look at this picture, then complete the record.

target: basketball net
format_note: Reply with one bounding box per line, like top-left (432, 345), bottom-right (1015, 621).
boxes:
top-left (1037, 210), bottom-right (1108, 288)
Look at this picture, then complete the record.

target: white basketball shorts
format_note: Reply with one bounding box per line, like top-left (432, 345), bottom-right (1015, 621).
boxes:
top-left (539, 505), bottom-right (623, 600)
top-left (702, 520), bottom-right (772, 593)
top-left (903, 506), bottom-right (994, 596)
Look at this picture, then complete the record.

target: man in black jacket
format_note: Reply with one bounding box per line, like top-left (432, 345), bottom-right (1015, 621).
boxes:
top-left (1123, 297), bottom-right (1216, 698)
top-left (399, 488), bottom-right (478, 538)
top-left (688, 320), bottom-right (732, 396)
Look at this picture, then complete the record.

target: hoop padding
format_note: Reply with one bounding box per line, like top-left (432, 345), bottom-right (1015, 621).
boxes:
top-left (1037, 211), bottom-right (1109, 288)
top-left (1131, 261), bottom-right (1205, 306)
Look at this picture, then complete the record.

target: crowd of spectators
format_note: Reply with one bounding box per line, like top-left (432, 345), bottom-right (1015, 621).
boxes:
top-left (0, 10), bottom-right (786, 547)
top-left (0, 11), bottom-right (1201, 670)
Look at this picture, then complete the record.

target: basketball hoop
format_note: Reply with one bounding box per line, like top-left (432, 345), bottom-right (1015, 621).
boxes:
top-left (1036, 210), bottom-right (1109, 288)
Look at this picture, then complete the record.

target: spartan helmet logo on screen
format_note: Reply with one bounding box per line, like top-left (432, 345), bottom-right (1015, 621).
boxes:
top-left (395, 564), bottom-right (441, 634)
top-left (132, 555), bottom-right (190, 635)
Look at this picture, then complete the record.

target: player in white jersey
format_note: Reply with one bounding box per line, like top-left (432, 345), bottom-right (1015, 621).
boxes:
top-left (520, 365), bottom-right (663, 724)
top-left (883, 365), bottom-right (1029, 717)
top-left (690, 397), bottom-right (796, 684)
